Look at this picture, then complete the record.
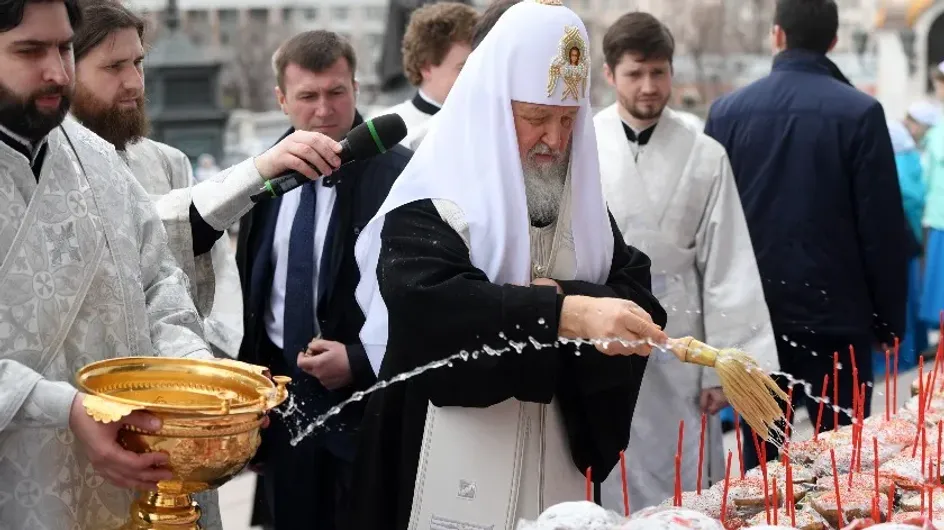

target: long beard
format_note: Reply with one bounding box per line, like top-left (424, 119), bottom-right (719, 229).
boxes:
top-left (71, 83), bottom-right (149, 150)
top-left (0, 81), bottom-right (72, 143)
top-left (523, 144), bottom-right (568, 227)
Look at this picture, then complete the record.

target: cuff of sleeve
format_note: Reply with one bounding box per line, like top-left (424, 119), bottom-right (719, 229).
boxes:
top-left (191, 158), bottom-right (265, 231)
top-left (346, 343), bottom-right (376, 390)
top-left (34, 380), bottom-right (78, 429)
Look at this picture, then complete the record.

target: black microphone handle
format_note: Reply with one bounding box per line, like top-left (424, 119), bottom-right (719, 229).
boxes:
top-left (248, 139), bottom-right (353, 203)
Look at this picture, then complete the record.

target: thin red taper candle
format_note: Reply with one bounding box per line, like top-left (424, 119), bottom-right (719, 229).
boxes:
top-left (676, 420), bottom-right (684, 506)
top-left (784, 454), bottom-right (793, 517)
top-left (874, 437), bottom-right (880, 501)
top-left (721, 451), bottom-right (732, 524)
top-left (697, 413), bottom-right (706, 495)
top-left (620, 450), bottom-right (629, 516)
top-left (888, 484), bottom-right (895, 522)
top-left (815, 374), bottom-right (829, 441)
top-left (894, 338), bottom-right (900, 412)
top-left (833, 351), bottom-right (840, 431)
top-left (735, 414), bottom-right (744, 478)
top-left (586, 466), bottom-right (592, 502)
top-left (760, 440), bottom-right (770, 524)
top-left (772, 477), bottom-right (778, 526)
top-left (831, 448), bottom-right (845, 526)
top-left (885, 349), bottom-right (891, 422)
top-left (929, 344), bottom-right (942, 412)
top-left (857, 383), bottom-right (866, 473)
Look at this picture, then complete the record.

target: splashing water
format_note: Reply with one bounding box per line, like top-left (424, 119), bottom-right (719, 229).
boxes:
top-left (279, 288), bottom-right (879, 447)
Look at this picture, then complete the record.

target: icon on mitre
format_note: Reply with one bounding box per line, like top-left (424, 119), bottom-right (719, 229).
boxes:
top-left (547, 26), bottom-right (589, 100)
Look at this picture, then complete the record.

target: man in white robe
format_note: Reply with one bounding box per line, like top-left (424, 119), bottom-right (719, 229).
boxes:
top-left (349, 2), bottom-right (668, 528)
top-left (0, 0), bottom-right (225, 527)
top-left (0, 2), bottom-right (349, 528)
top-left (69, 0), bottom-right (243, 358)
top-left (370, 2), bottom-right (477, 148)
top-left (594, 12), bottom-right (779, 511)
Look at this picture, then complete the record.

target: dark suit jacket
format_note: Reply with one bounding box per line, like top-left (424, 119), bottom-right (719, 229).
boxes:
top-left (236, 115), bottom-right (411, 453)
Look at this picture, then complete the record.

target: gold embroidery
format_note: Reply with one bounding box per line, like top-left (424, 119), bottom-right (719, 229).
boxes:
top-left (547, 25), bottom-right (589, 100)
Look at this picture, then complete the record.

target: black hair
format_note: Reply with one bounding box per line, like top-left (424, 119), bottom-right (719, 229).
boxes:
top-left (603, 12), bottom-right (675, 70)
top-left (773, 0), bottom-right (839, 54)
top-left (0, 0), bottom-right (82, 33)
top-left (73, 0), bottom-right (145, 63)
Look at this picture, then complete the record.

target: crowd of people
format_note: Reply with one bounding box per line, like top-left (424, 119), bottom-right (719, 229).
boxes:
top-left (0, 0), bottom-right (938, 528)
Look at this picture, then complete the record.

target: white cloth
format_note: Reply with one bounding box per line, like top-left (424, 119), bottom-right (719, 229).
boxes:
top-left (119, 137), bottom-right (244, 358)
top-left (0, 116), bottom-right (221, 528)
top-left (594, 105), bottom-right (779, 512)
top-left (908, 100), bottom-right (942, 128)
top-left (370, 90), bottom-right (439, 149)
top-left (673, 110), bottom-right (705, 131)
top-left (356, 0), bottom-right (613, 374)
top-left (265, 180), bottom-right (337, 348)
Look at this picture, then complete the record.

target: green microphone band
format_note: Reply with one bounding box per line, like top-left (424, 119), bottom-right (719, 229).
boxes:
top-left (366, 120), bottom-right (386, 154)
top-left (264, 180), bottom-right (276, 197)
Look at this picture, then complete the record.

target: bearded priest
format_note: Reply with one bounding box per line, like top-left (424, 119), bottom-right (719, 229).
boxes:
top-left (348, 1), bottom-right (668, 529)
top-left (0, 0), bottom-right (226, 527)
top-left (68, 0), bottom-right (244, 359)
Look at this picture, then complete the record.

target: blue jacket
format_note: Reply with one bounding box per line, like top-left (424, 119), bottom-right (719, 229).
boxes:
top-left (705, 49), bottom-right (909, 345)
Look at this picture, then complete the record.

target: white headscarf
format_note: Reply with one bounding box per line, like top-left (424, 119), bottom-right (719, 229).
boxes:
top-left (354, 0), bottom-right (614, 375)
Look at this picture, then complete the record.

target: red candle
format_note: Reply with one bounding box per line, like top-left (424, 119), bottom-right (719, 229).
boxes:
top-left (815, 374), bottom-right (829, 441)
top-left (857, 383), bottom-right (866, 473)
top-left (620, 450), bottom-right (629, 516)
top-left (721, 451), bottom-right (732, 524)
top-left (885, 349), bottom-right (891, 422)
top-left (586, 466), bottom-right (592, 502)
top-left (772, 477), bottom-right (778, 526)
top-left (697, 413), bottom-right (706, 495)
top-left (830, 448), bottom-right (846, 526)
top-left (833, 351), bottom-right (840, 432)
top-left (894, 339), bottom-right (900, 412)
top-left (873, 437), bottom-right (880, 500)
top-left (915, 358), bottom-right (927, 458)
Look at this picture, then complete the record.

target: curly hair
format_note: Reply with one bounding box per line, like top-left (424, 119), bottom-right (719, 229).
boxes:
top-left (401, 2), bottom-right (478, 87)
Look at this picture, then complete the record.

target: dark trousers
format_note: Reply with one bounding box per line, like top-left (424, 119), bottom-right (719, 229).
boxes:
top-left (255, 336), bottom-right (355, 530)
top-left (741, 331), bottom-right (873, 469)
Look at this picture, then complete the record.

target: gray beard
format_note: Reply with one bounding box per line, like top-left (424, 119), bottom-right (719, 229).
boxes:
top-left (523, 159), bottom-right (567, 227)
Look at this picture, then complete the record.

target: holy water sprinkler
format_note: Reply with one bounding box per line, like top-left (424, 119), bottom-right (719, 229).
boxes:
top-left (668, 336), bottom-right (788, 442)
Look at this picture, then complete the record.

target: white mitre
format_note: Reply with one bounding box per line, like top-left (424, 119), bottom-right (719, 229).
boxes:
top-left (354, 0), bottom-right (614, 374)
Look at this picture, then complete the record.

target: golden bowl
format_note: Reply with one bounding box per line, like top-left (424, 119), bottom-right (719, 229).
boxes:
top-left (75, 356), bottom-right (290, 530)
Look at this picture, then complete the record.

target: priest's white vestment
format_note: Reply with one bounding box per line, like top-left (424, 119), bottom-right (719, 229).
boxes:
top-left (0, 117), bottom-right (221, 529)
top-left (370, 97), bottom-right (436, 149)
top-left (595, 105), bottom-right (779, 511)
top-left (119, 137), bottom-right (244, 358)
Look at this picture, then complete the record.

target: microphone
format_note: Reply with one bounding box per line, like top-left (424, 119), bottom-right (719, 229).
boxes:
top-left (249, 114), bottom-right (408, 203)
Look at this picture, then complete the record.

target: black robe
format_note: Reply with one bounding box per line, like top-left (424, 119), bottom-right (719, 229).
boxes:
top-left (346, 199), bottom-right (668, 530)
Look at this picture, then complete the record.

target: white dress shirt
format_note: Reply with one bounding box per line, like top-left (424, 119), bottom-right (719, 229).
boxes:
top-left (265, 179), bottom-right (337, 349)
